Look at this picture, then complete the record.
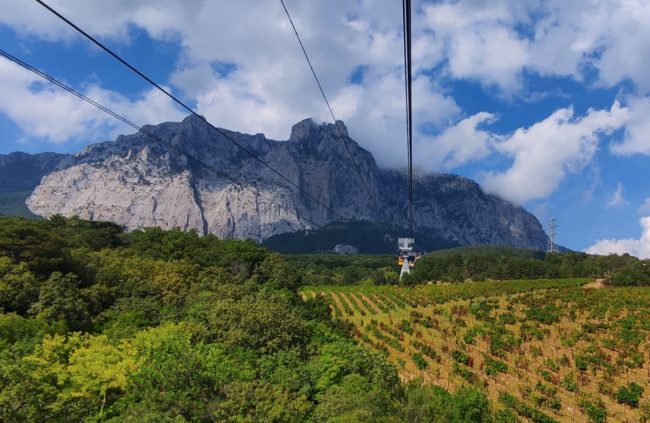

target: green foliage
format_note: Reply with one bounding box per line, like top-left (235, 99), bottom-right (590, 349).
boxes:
top-left (188, 294), bottom-right (309, 354)
top-left (494, 409), bottom-right (519, 423)
top-left (412, 340), bottom-right (437, 360)
top-left (525, 304), bottom-right (561, 325)
top-left (452, 387), bottom-right (493, 422)
top-left (499, 392), bottom-right (558, 423)
top-left (0, 190), bottom-right (40, 218)
top-left (484, 356), bottom-right (508, 376)
top-left (452, 350), bottom-right (471, 366)
top-left (561, 374), bottom-right (577, 392)
top-left (262, 220), bottom-right (458, 254)
top-left (399, 319), bottom-right (414, 335)
top-left (579, 396), bottom-right (607, 423)
top-left (470, 300), bottom-right (497, 320)
top-left (610, 261), bottom-right (650, 285)
top-left (453, 363), bottom-right (479, 384)
top-left (575, 354), bottom-right (589, 372)
top-left (402, 383), bottom-right (492, 423)
top-left (0, 216), bottom-right (510, 422)
top-left (0, 313), bottom-right (47, 354)
top-left (283, 253), bottom-right (398, 286)
top-left (0, 257), bottom-right (39, 314)
top-left (408, 245), bottom-right (650, 284)
top-left (30, 272), bottom-right (90, 331)
top-left (412, 352), bottom-right (428, 370)
top-left (615, 382), bottom-right (644, 408)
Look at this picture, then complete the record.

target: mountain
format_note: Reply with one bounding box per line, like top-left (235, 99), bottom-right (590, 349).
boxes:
top-left (6, 115), bottom-right (547, 250)
top-left (0, 151), bottom-right (71, 217)
top-left (0, 151), bottom-right (70, 193)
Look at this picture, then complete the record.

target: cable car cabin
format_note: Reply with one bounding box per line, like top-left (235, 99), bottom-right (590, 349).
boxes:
top-left (397, 237), bottom-right (421, 268)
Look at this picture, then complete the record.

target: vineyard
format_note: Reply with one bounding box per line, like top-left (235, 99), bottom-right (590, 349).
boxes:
top-left (302, 280), bottom-right (650, 422)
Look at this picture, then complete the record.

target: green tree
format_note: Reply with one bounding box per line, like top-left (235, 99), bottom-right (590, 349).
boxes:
top-left (195, 295), bottom-right (309, 354)
top-left (30, 272), bottom-right (89, 331)
top-left (65, 335), bottom-right (136, 418)
top-left (0, 257), bottom-right (39, 314)
top-left (313, 373), bottom-right (399, 422)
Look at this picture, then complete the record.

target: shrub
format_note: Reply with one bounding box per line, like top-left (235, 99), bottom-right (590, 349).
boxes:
top-left (485, 357), bottom-right (508, 376)
top-left (452, 350), bottom-right (471, 366)
top-left (412, 340), bottom-right (437, 360)
top-left (453, 363), bottom-right (478, 384)
top-left (498, 312), bottom-right (516, 325)
top-left (412, 352), bottom-right (428, 370)
top-left (399, 319), bottom-right (413, 335)
top-left (575, 355), bottom-right (589, 372)
top-left (579, 397), bottom-right (607, 423)
top-left (525, 305), bottom-right (561, 325)
top-left (561, 374), bottom-right (577, 392)
top-left (615, 382), bottom-right (644, 408)
top-left (490, 329), bottom-right (521, 358)
top-left (498, 392), bottom-right (559, 423)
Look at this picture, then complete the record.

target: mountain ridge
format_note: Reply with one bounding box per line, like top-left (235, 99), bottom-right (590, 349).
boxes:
top-left (1, 115), bottom-right (549, 250)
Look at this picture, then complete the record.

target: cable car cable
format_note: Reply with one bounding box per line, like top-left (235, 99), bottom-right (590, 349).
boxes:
top-left (279, 0), bottom-right (377, 207)
top-left (34, 0), bottom-right (346, 221)
top-left (0, 48), bottom-right (343, 224)
top-left (402, 0), bottom-right (414, 236)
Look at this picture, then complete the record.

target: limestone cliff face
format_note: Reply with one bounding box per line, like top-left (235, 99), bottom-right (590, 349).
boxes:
top-left (24, 115), bottom-right (549, 249)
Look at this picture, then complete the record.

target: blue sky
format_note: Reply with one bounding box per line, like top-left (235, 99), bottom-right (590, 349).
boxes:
top-left (1, 0), bottom-right (650, 256)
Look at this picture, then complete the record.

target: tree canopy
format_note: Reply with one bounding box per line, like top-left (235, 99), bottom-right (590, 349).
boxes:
top-left (0, 216), bottom-right (498, 421)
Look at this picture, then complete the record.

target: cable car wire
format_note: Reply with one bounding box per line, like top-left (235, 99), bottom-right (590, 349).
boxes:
top-left (34, 0), bottom-right (346, 221)
top-left (279, 0), bottom-right (376, 206)
top-left (402, 0), bottom-right (414, 235)
top-left (0, 48), bottom-right (344, 223)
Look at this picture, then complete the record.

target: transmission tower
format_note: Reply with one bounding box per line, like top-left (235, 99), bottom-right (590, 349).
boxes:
top-left (546, 218), bottom-right (559, 253)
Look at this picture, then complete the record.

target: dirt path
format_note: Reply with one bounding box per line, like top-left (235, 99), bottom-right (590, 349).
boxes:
top-left (583, 278), bottom-right (607, 289)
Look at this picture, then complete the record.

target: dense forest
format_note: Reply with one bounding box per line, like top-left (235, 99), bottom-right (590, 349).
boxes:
top-left (284, 245), bottom-right (650, 287)
top-left (0, 216), bottom-right (497, 422)
top-left (404, 246), bottom-right (650, 285)
top-left (262, 221), bottom-right (458, 254)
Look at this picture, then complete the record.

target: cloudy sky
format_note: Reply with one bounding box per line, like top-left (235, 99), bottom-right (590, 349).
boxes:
top-left (1, 0), bottom-right (650, 256)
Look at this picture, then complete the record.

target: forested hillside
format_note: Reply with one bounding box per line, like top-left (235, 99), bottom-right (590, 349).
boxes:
top-left (262, 221), bottom-right (458, 254)
top-left (282, 245), bottom-right (650, 287)
top-left (405, 245), bottom-right (650, 285)
top-left (0, 216), bottom-right (496, 422)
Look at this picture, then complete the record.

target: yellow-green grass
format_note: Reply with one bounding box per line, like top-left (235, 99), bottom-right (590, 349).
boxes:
top-left (301, 279), bottom-right (650, 422)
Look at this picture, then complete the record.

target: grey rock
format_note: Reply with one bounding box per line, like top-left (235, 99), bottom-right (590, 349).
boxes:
top-left (19, 115), bottom-right (548, 249)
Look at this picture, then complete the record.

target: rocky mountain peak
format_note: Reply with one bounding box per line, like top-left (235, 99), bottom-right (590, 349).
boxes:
top-left (17, 116), bottom-right (550, 249)
top-left (289, 118), bottom-right (349, 142)
top-left (181, 114), bottom-right (208, 126)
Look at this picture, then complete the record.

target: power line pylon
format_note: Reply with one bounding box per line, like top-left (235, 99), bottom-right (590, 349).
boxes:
top-left (546, 217), bottom-right (559, 254)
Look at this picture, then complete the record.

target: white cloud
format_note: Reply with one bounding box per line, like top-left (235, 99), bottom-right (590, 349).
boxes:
top-left (2, 0), bottom-right (650, 181)
top-left (418, 112), bottom-right (497, 170)
top-left (585, 216), bottom-right (650, 259)
top-left (420, 2), bottom-right (529, 91)
top-left (345, 73), bottom-right (461, 168)
top-left (483, 102), bottom-right (629, 204)
top-left (0, 56), bottom-right (183, 144)
top-left (414, 0), bottom-right (650, 93)
top-left (606, 182), bottom-right (629, 208)
top-left (611, 96), bottom-right (650, 156)
top-left (586, 0), bottom-right (650, 92)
